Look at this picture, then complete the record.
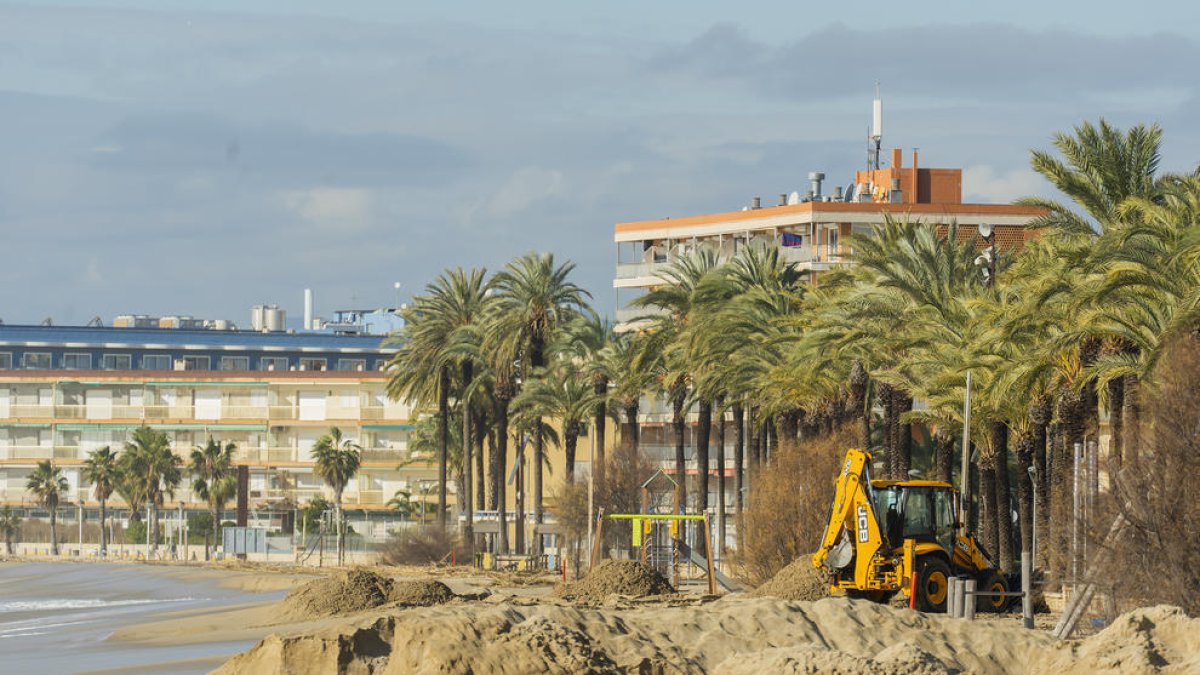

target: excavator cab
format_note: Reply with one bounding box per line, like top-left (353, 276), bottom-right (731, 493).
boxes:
top-left (813, 449), bottom-right (1011, 613)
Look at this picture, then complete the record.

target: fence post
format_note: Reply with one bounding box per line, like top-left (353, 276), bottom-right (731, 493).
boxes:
top-left (964, 579), bottom-right (977, 620)
top-left (948, 577), bottom-right (960, 618)
top-left (1022, 551), bottom-right (1034, 629)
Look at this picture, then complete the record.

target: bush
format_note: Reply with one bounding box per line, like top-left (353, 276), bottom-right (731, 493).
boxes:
top-left (554, 444), bottom-right (658, 568)
top-left (1100, 338), bottom-right (1200, 615)
top-left (188, 512), bottom-right (215, 538)
top-left (730, 425), bottom-right (853, 586)
top-left (380, 526), bottom-right (465, 566)
top-left (125, 520), bottom-right (147, 544)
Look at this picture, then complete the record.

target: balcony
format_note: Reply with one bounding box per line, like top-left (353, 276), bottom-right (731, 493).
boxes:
top-left (236, 446), bottom-right (409, 465)
top-left (615, 261), bottom-right (664, 280)
top-left (0, 403), bottom-right (405, 424)
top-left (0, 445), bottom-right (82, 461)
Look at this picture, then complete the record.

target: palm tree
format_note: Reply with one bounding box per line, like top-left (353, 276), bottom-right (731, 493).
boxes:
top-left (387, 490), bottom-right (414, 518)
top-left (26, 460), bottom-right (68, 555)
top-left (313, 426), bottom-right (361, 565)
top-left (0, 506), bottom-right (22, 555)
top-left (512, 363), bottom-right (607, 484)
top-left (388, 268), bottom-right (490, 532)
top-left (82, 446), bottom-right (120, 556)
top-left (189, 437), bottom-right (237, 556)
top-left (123, 426), bottom-right (182, 553)
top-left (487, 252), bottom-right (591, 553)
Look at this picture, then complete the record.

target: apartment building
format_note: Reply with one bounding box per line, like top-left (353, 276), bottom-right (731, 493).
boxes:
top-left (614, 147), bottom-right (1046, 326)
top-left (0, 324), bottom-right (425, 514)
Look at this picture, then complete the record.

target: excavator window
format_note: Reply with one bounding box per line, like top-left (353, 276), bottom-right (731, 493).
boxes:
top-left (901, 488), bottom-right (935, 541)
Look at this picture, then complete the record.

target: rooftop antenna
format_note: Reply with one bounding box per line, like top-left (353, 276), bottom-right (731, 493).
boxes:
top-left (869, 82), bottom-right (883, 171)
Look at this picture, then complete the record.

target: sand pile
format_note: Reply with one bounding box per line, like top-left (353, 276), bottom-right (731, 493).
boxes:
top-left (554, 560), bottom-right (675, 601)
top-left (1029, 605), bottom-right (1200, 674)
top-left (279, 570), bottom-right (455, 621)
top-left (751, 557), bottom-right (828, 601)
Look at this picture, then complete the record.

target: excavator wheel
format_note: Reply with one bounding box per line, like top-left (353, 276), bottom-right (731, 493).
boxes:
top-left (915, 556), bottom-right (951, 613)
top-left (977, 571), bottom-right (1009, 613)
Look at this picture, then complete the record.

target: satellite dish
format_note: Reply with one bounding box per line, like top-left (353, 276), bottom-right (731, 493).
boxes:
top-left (787, 191), bottom-right (801, 205)
top-left (844, 184), bottom-right (855, 202)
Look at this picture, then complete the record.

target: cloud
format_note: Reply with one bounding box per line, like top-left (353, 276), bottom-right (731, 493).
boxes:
top-left (962, 165), bottom-right (1050, 203)
top-left (282, 187), bottom-right (375, 230)
top-left (486, 167), bottom-right (567, 217)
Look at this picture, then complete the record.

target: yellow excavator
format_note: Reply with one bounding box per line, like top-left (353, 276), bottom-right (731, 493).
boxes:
top-left (812, 448), bottom-right (1011, 613)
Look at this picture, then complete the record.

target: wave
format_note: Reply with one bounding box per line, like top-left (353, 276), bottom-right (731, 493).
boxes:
top-left (0, 596), bottom-right (200, 613)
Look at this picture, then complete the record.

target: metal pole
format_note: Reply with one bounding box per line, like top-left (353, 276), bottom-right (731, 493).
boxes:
top-left (1022, 551), bottom-right (1034, 629)
top-left (1080, 439), bottom-right (1089, 586)
top-left (78, 503), bottom-right (83, 551)
top-left (959, 371), bottom-right (972, 529)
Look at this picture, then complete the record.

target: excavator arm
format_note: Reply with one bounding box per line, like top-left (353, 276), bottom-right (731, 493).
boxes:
top-left (812, 449), bottom-right (882, 576)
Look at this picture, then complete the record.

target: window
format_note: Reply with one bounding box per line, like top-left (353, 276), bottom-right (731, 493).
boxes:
top-left (22, 352), bottom-right (51, 369)
top-left (827, 228), bottom-right (839, 257)
top-left (336, 358), bottom-right (366, 372)
top-left (259, 356), bottom-right (289, 371)
top-left (376, 359), bottom-right (390, 371)
top-left (219, 356), bottom-right (250, 371)
top-left (299, 358), bottom-right (326, 371)
top-left (62, 353), bottom-right (92, 370)
top-left (0, 353), bottom-right (11, 369)
top-left (142, 355), bottom-right (171, 370)
top-left (101, 354), bottom-right (132, 370)
top-left (182, 356), bottom-right (211, 371)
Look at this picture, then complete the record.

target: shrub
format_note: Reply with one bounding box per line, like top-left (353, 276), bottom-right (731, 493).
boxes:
top-left (125, 520), bottom-right (147, 544)
top-left (1099, 338), bottom-right (1200, 615)
top-left (730, 425), bottom-right (854, 586)
top-left (380, 525), bottom-right (465, 566)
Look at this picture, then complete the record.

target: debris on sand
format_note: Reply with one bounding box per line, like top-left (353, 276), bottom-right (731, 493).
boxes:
top-left (554, 560), bottom-right (675, 601)
top-left (751, 557), bottom-right (829, 602)
top-left (389, 580), bottom-right (455, 606)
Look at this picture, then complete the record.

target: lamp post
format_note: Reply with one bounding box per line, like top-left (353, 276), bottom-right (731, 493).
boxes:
top-left (975, 223), bottom-right (997, 288)
top-left (393, 282), bottom-right (402, 313)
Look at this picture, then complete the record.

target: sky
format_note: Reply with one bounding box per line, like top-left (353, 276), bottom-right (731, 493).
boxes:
top-left (2, 1), bottom-right (1200, 325)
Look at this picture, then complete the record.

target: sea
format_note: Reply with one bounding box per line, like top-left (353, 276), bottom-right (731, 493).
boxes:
top-left (0, 562), bottom-right (281, 674)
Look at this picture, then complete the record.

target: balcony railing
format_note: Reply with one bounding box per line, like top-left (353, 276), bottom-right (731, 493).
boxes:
top-left (0, 403), bottom-right (404, 423)
top-left (615, 261), bottom-right (666, 280)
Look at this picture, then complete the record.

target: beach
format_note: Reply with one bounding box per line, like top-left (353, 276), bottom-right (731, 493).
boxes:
top-left (0, 561), bottom-right (309, 674)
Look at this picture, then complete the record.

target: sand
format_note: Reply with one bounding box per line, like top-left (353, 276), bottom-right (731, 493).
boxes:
top-left (750, 557), bottom-right (829, 602)
top-left (216, 594), bottom-right (1200, 674)
top-left (554, 560), bottom-right (675, 602)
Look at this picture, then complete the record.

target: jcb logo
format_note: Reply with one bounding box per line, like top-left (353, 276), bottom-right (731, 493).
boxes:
top-left (857, 505), bottom-right (870, 543)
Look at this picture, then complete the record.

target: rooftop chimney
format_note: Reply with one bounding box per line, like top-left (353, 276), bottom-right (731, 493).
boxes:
top-left (808, 171), bottom-right (825, 200)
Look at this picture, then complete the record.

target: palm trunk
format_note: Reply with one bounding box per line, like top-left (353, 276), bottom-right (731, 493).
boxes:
top-left (99, 497), bottom-right (108, 556)
top-left (437, 367), bottom-right (450, 530)
top-left (50, 506), bottom-right (59, 556)
top-left (593, 378), bottom-right (608, 487)
top-left (1014, 427), bottom-right (1035, 560)
top-left (672, 388), bottom-right (687, 511)
top-left (992, 421), bottom-right (1013, 572)
top-left (533, 421), bottom-right (544, 556)
top-left (1106, 376), bottom-right (1124, 467)
top-left (1051, 388), bottom-right (1084, 582)
top-left (935, 430), bottom-right (954, 483)
top-left (1029, 395), bottom-right (1051, 570)
top-left (894, 390), bottom-right (913, 479)
top-left (486, 426), bottom-right (498, 510)
top-left (695, 400), bottom-right (711, 512)
top-left (732, 402), bottom-right (745, 515)
top-left (493, 395), bottom-right (510, 555)
top-left (765, 415), bottom-right (777, 463)
top-left (979, 451), bottom-right (998, 559)
top-left (462, 362), bottom-right (475, 544)
top-left (622, 403), bottom-right (640, 454)
top-left (474, 411), bottom-right (486, 512)
top-left (149, 498), bottom-right (159, 553)
top-left (1122, 374), bottom-right (1140, 464)
top-left (878, 383), bottom-right (896, 478)
top-left (210, 501), bottom-right (219, 558)
top-left (564, 424), bottom-right (579, 483)
top-left (715, 401), bottom-right (726, 552)
top-left (333, 489), bottom-right (343, 566)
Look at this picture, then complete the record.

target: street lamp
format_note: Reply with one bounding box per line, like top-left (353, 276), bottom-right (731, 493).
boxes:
top-left (974, 223), bottom-right (997, 287)
top-left (393, 282), bottom-right (402, 313)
